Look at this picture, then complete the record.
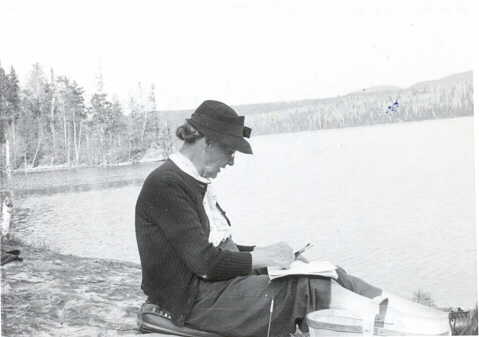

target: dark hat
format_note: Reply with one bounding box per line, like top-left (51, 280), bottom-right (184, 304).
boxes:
top-left (187, 100), bottom-right (253, 154)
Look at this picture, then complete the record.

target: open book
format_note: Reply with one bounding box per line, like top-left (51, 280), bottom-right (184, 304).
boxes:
top-left (267, 260), bottom-right (338, 280)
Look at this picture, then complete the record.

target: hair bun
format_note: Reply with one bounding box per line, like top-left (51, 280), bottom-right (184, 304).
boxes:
top-left (175, 122), bottom-right (203, 143)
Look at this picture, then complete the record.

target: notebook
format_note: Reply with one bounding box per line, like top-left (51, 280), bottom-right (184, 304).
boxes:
top-left (267, 260), bottom-right (338, 280)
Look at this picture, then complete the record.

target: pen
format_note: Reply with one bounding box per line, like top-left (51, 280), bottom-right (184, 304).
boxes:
top-left (294, 243), bottom-right (313, 259)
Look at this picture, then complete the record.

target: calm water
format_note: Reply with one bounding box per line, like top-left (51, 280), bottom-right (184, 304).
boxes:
top-left (15, 117), bottom-right (476, 308)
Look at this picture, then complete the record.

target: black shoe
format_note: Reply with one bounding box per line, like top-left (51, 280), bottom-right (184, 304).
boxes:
top-left (137, 302), bottom-right (224, 337)
top-left (449, 307), bottom-right (478, 335)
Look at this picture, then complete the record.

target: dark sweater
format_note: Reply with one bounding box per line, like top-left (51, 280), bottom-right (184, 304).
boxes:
top-left (135, 159), bottom-right (253, 325)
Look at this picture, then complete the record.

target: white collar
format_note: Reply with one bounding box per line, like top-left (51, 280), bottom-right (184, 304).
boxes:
top-left (169, 152), bottom-right (211, 184)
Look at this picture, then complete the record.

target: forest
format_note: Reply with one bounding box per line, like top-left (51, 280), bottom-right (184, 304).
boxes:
top-left (0, 63), bottom-right (174, 177)
top-left (0, 63), bottom-right (473, 179)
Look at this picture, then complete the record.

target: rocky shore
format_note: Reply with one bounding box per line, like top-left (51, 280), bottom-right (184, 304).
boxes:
top-left (1, 238), bottom-right (150, 337)
top-left (1, 238), bottom-right (311, 337)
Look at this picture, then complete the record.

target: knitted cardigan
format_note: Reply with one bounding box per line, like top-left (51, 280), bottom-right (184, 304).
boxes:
top-left (135, 159), bottom-right (254, 325)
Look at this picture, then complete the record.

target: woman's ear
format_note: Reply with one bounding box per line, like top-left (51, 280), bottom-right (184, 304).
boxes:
top-left (204, 138), bottom-right (214, 150)
top-left (201, 138), bottom-right (211, 153)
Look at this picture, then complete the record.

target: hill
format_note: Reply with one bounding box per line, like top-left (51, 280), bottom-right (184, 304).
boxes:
top-left (153, 71), bottom-right (473, 136)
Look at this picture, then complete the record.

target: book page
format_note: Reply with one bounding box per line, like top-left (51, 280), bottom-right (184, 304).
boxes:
top-left (267, 260), bottom-right (338, 280)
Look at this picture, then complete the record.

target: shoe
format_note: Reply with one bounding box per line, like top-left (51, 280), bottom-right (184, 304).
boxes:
top-left (449, 307), bottom-right (478, 335)
top-left (137, 302), bottom-right (224, 337)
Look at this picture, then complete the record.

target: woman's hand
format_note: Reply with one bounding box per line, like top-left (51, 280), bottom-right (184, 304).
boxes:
top-left (251, 242), bottom-right (294, 269)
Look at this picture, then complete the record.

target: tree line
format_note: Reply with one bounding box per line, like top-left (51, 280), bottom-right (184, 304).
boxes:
top-left (243, 72), bottom-right (473, 135)
top-left (0, 62), bottom-right (174, 178)
top-left (144, 71), bottom-right (473, 140)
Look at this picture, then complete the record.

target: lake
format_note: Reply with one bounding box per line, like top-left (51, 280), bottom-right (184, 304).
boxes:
top-left (13, 117), bottom-right (476, 308)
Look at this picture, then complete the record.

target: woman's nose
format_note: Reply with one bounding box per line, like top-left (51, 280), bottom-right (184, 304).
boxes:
top-left (227, 154), bottom-right (235, 166)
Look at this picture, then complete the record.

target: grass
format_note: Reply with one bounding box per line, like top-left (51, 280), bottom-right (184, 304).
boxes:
top-left (412, 289), bottom-right (436, 307)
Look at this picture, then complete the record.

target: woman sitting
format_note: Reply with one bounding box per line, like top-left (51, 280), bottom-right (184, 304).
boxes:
top-left (135, 100), bottom-right (474, 337)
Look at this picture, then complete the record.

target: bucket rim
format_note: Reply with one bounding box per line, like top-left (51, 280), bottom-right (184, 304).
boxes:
top-left (306, 310), bottom-right (363, 333)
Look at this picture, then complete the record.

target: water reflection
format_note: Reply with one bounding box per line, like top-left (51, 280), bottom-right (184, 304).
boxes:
top-left (11, 161), bottom-right (161, 199)
top-left (15, 178), bottom-right (145, 199)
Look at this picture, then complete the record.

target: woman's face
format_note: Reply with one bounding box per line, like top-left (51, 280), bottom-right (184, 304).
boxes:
top-left (201, 141), bottom-right (235, 179)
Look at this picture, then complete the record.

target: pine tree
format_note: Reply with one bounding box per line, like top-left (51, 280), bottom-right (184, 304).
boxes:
top-left (0, 63), bottom-right (9, 179)
top-left (5, 67), bottom-right (20, 117)
top-left (21, 63), bottom-right (50, 167)
top-left (0, 63), bottom-right (8, 142)
top-left (48, 69), bottom-right (58, 165)
top-left (110, 96), bottom-right (127, 163)
top-left (0, 65), bottom-right (21, 177)
top-left (6, 67), bottom-right (20, 169)
top-left (147, 84), bottom-right (160, 145)
top-left (127, 91), bottom-right (145, 160)
top-left (89, 90), bottom-right (124, 165)
top-left (68, 80), bottom-right (86, 165)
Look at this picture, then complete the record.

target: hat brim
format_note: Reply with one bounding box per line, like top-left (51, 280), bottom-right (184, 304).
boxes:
top-left (187, 118), bottom-right (253, 154)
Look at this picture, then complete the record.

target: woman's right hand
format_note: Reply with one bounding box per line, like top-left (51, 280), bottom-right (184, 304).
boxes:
top-left (251, 242), bottom-right (294, 269)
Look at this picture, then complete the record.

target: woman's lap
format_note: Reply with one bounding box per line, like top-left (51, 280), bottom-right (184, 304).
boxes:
top-left (186, 274), bottom-right (332, 337)
top-left (186, 266), bottom-right (383, 337)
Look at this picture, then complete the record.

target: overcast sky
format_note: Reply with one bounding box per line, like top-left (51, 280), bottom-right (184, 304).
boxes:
top-left (1, 0), bottom-right (476, 110)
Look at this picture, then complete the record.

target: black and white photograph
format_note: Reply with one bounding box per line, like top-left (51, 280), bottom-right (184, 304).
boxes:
top-left (0, 1), bottom-right (477, 336)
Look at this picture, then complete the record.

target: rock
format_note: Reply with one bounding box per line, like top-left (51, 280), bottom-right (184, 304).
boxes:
top-left (1, 240), bottom-right (146, 336)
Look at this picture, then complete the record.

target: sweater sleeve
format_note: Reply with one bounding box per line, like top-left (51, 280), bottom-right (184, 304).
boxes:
top-left (145, 181), bottom-right (252, 281)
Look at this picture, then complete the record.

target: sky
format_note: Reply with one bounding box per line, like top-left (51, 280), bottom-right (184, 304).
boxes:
top-left (1, 0), bottom-right (476, 111)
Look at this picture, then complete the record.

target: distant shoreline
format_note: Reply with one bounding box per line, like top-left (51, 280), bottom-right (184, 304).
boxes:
top-left (5, 115), bottom-right (473, 198)
top-left (6, 161), bottom-right (163, 198)
top-left (10, 114), bottom-right (473, 176)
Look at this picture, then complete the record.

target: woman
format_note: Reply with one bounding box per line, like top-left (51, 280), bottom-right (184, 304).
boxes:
top-left (135, 100), bottom-right (471, 337)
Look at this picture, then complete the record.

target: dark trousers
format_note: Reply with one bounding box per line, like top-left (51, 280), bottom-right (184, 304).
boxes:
top-left (186, 267), bottom-right (382, 337)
